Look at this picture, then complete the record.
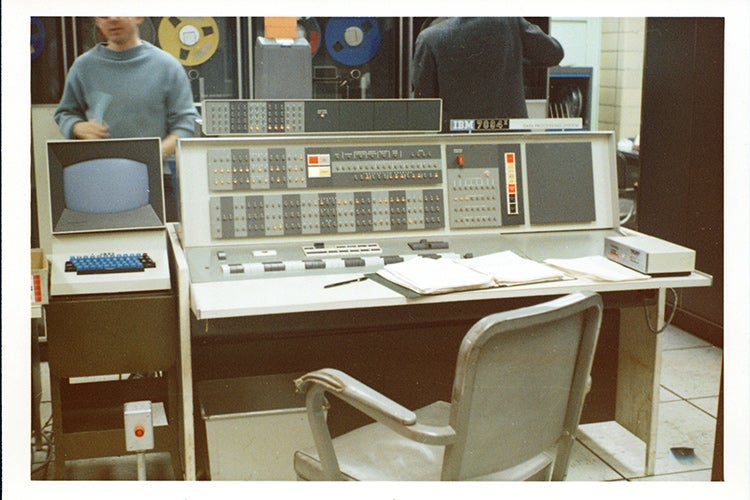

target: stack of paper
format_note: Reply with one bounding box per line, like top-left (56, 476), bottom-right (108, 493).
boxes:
top-left (376, 251), bottom-right (567, 295)
top-left (544, 255), bottom-right (650, 281)
top-left (459, 250), bottom-right (567, 286)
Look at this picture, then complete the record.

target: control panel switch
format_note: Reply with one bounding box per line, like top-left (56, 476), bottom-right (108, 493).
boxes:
top-left (408, 239), bottom-right (450, 251)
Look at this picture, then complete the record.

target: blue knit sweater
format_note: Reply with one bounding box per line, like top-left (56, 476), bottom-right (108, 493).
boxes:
top-left (54, 41), bottom-right (199, 140)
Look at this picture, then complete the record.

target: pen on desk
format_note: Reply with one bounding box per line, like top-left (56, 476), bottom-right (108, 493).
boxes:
top-left (324, 276), bottom-right (368, 289)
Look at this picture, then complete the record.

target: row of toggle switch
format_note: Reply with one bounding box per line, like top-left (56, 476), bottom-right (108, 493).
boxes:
top-left (220, 252), bottom-right (461, 275)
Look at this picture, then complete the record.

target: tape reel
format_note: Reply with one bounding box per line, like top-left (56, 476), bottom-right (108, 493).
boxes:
top-left (158, 17), bottom-right (219, 67)
top-left (324, 17), bottom-right (381, 66)
top-left (31, 17), bottom-right (46, 61)
top-left (297, 17), bottom-right (322, 57)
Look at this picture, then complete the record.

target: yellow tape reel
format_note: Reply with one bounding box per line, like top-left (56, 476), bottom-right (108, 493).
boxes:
top-left (158, 17), bottom-right (219, 66)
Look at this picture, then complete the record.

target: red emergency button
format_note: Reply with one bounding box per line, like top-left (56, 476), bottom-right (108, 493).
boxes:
top-left (134, 425), bottom-right (145, 438)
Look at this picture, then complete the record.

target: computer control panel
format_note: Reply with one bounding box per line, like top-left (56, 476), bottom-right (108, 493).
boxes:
top-left (201, 99), bottom-right (443, 136)
top-left (178, 132), bottom-right (618, 277)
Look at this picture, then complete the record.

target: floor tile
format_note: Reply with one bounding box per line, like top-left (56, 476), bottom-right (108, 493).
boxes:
top-left (566, 440), bottom-right (625, 481)
top-left (577, 421), bottom-right (648, 478)
top-left (689, 397), bottom-right (719, 418)
top-left (661, 325), bottom-right (711, 350)
top-left (649, 401), bottom-right (717, 476)
top-left (660, 347), bottom-right (723, 399)
top-left (39, 401), bottom-right (52, 429)
top-left (31, 442), bottom-right (53, 467)
top-left (660, 386), bottom-right (680, 403)
top-left (57, 452), bottom-right (176, 480)
top-left (577, 400), bottom-right (717, 479)
top-left (631, 468), bottom-right (712, 481)
top-left (40, 361), bottom-right (50, 402)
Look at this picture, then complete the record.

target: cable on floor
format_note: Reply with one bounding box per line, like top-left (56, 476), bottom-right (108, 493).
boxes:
top-left (31, 414), bottom-right (54, 479)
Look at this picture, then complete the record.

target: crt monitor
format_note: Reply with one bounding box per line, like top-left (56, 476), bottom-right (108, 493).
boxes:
top-left (46, 138), bottom-right (166, 234)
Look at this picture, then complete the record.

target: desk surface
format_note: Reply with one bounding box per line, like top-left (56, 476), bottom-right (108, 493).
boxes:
top-left (185, 228), bottom-right (712, 320)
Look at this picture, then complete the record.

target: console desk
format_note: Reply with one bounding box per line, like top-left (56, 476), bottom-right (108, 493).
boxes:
top-left (168, 224), bottom-right (711, 479)
top-left (168, 131), bottom-right (711, 479)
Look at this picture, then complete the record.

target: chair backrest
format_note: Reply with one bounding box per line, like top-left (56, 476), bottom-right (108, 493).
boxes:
top-left (442, 291), bottom-right (603, 481)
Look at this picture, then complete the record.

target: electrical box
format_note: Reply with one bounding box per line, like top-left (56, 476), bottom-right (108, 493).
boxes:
top-left (254, 37), bottom-right (313, 99)
top-left (605, 233), bottom-right (696, 275)
top-left (124, 401), bottom-right (154, 452)
top-left (31, 248), bottom-right (49, 305)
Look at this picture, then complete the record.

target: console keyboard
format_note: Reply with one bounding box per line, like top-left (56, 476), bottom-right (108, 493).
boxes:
top-left (65, 253), bottom-right (156, 275)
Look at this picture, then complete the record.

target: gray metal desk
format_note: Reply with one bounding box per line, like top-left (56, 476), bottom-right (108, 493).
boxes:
top-left (169, 130), bottom-right (711, 479)
top-left (168, 224), bottom-right (711, 479)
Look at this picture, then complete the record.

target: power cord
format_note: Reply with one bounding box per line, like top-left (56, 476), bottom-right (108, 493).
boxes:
top-left (645, 287), bottom-right (679, 334)
top-left (30, 414), bottom-right (54, 479)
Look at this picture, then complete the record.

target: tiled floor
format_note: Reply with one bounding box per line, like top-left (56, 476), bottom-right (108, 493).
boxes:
top-left (569, 324), bottom-right (722, 481)
top-left (30, 324), bottom-right (722, 481)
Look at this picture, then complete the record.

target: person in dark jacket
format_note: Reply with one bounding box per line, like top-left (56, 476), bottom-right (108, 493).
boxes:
top-left (412, 17), bottom-right (564, 131)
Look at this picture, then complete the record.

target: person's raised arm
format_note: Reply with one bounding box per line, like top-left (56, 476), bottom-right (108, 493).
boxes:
top-left (519, 18), bottom-right (564, 67)
top-left (412, 37), bottom-right (439, 98)
top-left (54, 64), bottom-right (111, 140)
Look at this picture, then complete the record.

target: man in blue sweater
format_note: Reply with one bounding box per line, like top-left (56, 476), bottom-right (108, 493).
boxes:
top-left (54, 17), bottom-right (198, 158)
top-left (412, 18), bottom-right (564, 132)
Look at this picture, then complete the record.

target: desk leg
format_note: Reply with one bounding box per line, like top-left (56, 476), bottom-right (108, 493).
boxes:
top-left (50, 374), bottom-right (66, 479)
top-left (616, 289), bottom-right (665, 476)
top-left (169, 223), bottom-right (196, 480)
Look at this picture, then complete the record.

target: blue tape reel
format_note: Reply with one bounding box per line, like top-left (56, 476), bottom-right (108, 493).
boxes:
top-left (31, 17), bottom-right (46, 61)
top-left (324, 17), bottom-right (381, 67)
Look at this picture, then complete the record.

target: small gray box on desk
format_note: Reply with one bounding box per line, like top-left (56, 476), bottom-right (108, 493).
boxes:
top-left (605, 233), bottom-right (696, 275)
top-left (198, 373), bottom-right (319, 480)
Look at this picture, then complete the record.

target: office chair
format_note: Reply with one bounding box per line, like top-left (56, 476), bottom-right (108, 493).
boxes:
top-left (293, 291), bottom-right (603, 481)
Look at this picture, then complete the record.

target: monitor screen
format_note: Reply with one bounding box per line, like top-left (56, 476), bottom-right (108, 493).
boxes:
top-left (47, 138), bottom-right (165, 234)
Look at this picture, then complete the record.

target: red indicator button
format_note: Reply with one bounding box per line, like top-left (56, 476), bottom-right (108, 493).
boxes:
top-left (308, 155), bottom-right (319, 165)
top-left (456, 154), bottom-right (465, 167)
top-left (134, 425), bottom-right (145, 438)
top-left (508, 184), bottom-right (516, 194)
top-left (505, 153), bottom-right (515, 164)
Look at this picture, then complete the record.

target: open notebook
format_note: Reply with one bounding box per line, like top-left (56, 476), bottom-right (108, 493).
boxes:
top-left (375, 251), bottom-right (568, 296)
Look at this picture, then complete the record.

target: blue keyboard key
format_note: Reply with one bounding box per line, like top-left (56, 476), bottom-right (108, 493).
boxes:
top-left (65, 253), bottom-right (155, 275)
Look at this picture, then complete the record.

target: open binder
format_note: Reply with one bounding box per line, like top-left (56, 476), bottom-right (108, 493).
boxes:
top-left (374, 251), bottom-right (568, 296)
top-left (372, 251), bottom-right (651, 297)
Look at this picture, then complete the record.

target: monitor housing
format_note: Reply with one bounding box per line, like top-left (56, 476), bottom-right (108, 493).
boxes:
top-left (46, 138), bottom-right (166, 234)
top-left (40, 138), bottom-right (171, 295)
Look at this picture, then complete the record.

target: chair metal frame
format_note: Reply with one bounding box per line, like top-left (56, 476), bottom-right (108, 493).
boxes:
top-left (294, 291), bottom-right (603, 481)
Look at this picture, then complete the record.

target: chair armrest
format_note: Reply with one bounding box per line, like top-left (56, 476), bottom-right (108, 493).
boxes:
top-left (295, 368), bottom-right (456, 445)
top-left (296, 368), bottom-right (416, 425)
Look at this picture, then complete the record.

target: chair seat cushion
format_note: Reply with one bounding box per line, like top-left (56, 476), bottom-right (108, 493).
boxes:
top-left (294, 401), bottom-right (450, 481)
